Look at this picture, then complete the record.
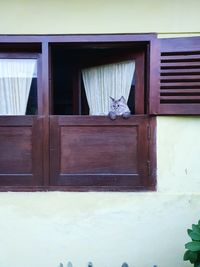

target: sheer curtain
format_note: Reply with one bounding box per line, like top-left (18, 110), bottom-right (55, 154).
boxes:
top-left (0, 59), bottom-right (37, 115)
top-left (82, 60), bottom-right (135, 115)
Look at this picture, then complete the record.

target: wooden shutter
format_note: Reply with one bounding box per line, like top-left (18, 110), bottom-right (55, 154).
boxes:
top-left (158, 36), bottom-right (200, 114)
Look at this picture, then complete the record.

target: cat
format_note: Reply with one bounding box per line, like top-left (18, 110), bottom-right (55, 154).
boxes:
top-left (108, 96), bottom-right (131, 120)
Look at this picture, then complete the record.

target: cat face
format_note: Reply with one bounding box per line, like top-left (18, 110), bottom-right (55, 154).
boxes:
top-left (109, 96), bottom-right (130, 115)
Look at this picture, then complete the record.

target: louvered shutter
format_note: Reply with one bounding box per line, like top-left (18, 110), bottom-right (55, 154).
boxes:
top-left (158, 36), bottom-right (200, 114)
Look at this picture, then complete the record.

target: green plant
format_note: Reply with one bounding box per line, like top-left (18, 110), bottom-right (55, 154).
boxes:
top-left (184, 220), bottom-right (200, 267)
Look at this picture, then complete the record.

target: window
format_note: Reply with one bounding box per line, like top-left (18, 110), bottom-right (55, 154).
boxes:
top-left (0, 34), bottom-right (159, 191)
top-left (49, 40), bottom-right (156, 190)
top-left (0, 54), bottom-right (40, 116)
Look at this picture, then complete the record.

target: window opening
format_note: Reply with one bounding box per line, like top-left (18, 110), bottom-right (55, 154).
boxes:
top-left (0, 58), bottom-right (37, 115)
top-left (51, 45), bottom-right (139, 115)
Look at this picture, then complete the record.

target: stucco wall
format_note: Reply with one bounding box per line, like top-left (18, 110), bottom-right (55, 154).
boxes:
top-left (0, 1), bottom-right (200, 267)
top-left (157, 117), bottom-right (200, 193)
top-left (0, 191), bottom-right (199, 267)
top-left (0, 0), bottom-right (199, 35)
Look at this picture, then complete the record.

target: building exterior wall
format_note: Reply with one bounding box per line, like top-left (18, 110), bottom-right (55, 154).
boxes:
top-left (0, 1), bottom-right (200, 267)
top-left (0, 0), bottom-right (200, 35)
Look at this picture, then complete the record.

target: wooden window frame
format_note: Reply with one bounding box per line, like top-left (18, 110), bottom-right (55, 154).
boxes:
top-left (0, 34), bottom-right (157, 191)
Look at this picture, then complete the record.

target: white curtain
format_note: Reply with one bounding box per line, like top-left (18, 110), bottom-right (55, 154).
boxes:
top-left (82, 60), bottom-right (135, 115)
top-left (0, 59), bottom-right (37, 115)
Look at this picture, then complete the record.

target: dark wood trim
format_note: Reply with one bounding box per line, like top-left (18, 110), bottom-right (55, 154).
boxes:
top-left (159, 104), bottom-right (200, 114)
top-left (49, 44), bottom-right (54, 115)
top-left (0, 116), bottom-right (34, 125)
top-left (32, 116), bottom-right (44, 185)
top-left (149, 37), bottom-right (159, 114)
top-left (135, 51), bottom-right (145, 114)
top-left (148, 116), bottom-right (157, 189)
top-left (48, 34), bottom-right (157, 43)
top-left (37, 54), bottom-right (43, 115)
top-left (55, 114), bottom-right (149, 125)
top-left (0, 34), bottom-right (156, 43)
top-left (41, 42), bottom-right (50, 186)
top-left (159, 36), bottom-right (200, 52)
top-left (0, 185), bottom-right (156, 192)
top-left (42, 42), bottom-right (50, 116)
top-left (49, 116), bottom-right (60, 186)
top-left (56, 174), bottom-right (141, 187)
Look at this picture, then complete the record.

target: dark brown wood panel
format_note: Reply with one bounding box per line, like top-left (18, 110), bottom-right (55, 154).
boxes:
top-left (0, 116), bottom-right (43, 186)
top-left (41, 42), bottom-right (50, 186)
top-left (50, 115), bottom-right (154, 190)
top-left (60, 126), bottom-right (138, 174)
top-left (0, 126), bottom-right (32, 173)
top-left (0, 34), bottom-right (156, 43)
top-left (148, 37), bottom-right (160, 115)
top-left (134, 51), bottom-right (145, 114)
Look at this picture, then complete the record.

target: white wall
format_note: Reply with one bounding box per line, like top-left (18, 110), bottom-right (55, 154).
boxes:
top-left (0, 0), bottom-right (200, 34)
top-left (0, 1), bottom-right (200, 267)
top-left (157, 117), bottom-right (200, 193)
top-left (0, 192), bottom-right (199, 267)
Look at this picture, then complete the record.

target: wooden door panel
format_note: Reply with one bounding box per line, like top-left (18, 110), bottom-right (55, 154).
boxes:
top-left (0, 126), bottom-right (32, 173)
top-left (0, 116), bottom-right (43, 186)
top-left (60, 126), bottom-right (138, 174)
top-left (50, 115), bottom-right (150, 190)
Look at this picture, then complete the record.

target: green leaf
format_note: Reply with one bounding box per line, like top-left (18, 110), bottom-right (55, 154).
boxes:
top-left (194, 263), bottom-right (200, 267)
top-left (189, 231), bottom-right (200, 241)
top-left (188, 229), bottom-right (193, 235)
top-left (192, 224), bottom-right (200, 234)
top-left (183, 250), bottom-right (190, 261)
top-left (183, 250), bottom-right (198, 263)
top-left (185, 241), bottom-right (200, 252)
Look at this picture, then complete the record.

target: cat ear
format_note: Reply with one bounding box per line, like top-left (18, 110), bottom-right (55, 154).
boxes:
top-left (110, 96), bottom-right (115, 102)
top-left (119, 96), bottom-right (126, 103)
